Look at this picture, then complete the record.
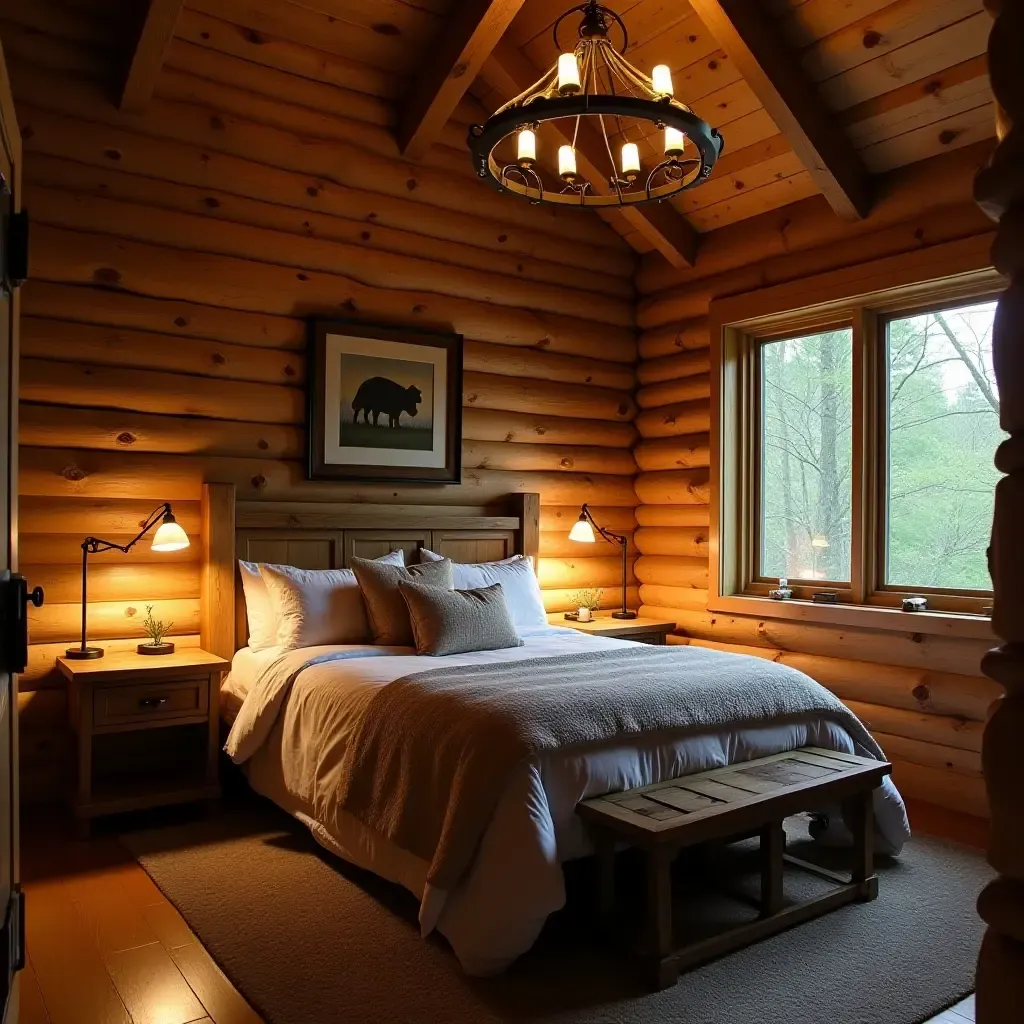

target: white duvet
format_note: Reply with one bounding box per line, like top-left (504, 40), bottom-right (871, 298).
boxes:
top-left (223, 627), bottom-right (910, 976)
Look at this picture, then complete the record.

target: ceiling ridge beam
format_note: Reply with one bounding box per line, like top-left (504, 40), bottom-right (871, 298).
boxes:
top-left (689, 0), bottom-right (873, 220)
top-left (482, 40), bottom-right (700, 268)
top-left (399, 0), bottom-right (527, 161)
top-left (120, 0), bottom-right (185, 114)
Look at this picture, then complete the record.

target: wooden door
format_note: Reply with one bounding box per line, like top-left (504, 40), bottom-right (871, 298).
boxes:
top-left (0, 34), bottom-right (25, 1024)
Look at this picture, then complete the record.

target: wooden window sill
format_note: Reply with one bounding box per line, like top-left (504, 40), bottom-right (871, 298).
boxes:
top-left (707, 594), bottom-right (996, 641)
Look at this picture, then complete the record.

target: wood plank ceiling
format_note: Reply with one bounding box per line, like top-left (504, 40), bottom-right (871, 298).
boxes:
top-left (50, 0), bottom-right (999, 266)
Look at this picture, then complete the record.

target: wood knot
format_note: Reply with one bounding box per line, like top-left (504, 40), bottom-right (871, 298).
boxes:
top-left (341, 299), bottom-right (358, 313)
top-left (204, 196), bottom-right (220, 208)
top-left (211, 352), bottom-right (226, 365)
top-left (406, 178), bottom-right (418, 191)
top-left (125, 606), bottom-right (137, 618)
top-left (559, 458), bottom-right (573, 469)
top-left (306, 186), bottom-right (319, 197)
top-left (257, 438), bottom-right (269, 450)
top-left (912, 684), bottom-right (930, 704)
top-left (451, 62), bottom-right (469, 79)
top-left (534, 425), bottom-right (547, 435)
top-left (911, 633), bottom-right (924, 644)
top-left (92, 267), bottom-right (122, 286)
top-left (938, 129), bottom-right (958, 145)
top-left (360, 230), bottom-right (371, 241)
top-left (585, 375), bottom-right (593, 383)
top-left (467, 392), bottom-right (478, 404)
top-left (251, 474), bottom-right (268, 491)
top-left (372, 22), bottom-right (400, 35)
top-left (174, 316), bottom-right (188, 327)
top-left (200, 31), bottom-right (210, 40)
top-left (209, 115), bottom-right (226, 131)
top-left (367, 212), bottom-right (378, 220)
top-left (617, 401), bottom-right (630, 416)
top-left (913, 227), bottom-right (925, 241)
top-left (412, 303), bottom-right (426, 314)
top-left (862, 30), bottom-right (882, 48)
top-left (104, 148), bottom-right (122, 161)
top-left (517, 263), bottom-right (524, 272)
top-left (924, 79), bottom-right (942, 96)
top-left (497, 234), bottom-right (508, 243)
top-left (688, 34), bottom-right (697, 43)
top-left (505, 431), bottom-right (515, 442)
top-left (62, 465), bottom-right (86, 482)
top-left (116, 432), bottom-right (136, 446)
top-left (296, 272), bottom-right (309, 281)
top-left (243, 28), bottom-right (264, 44)
top-left (20, 125), bottom-right (34, 141)
top-left (734, 180), bottom-right (745, 190)
top-left (283, 365), bottom-right (296, 377)
top-left (535, 337), bottom-right (551, 349)
top-left (707, 59), bottom-right (718, 70)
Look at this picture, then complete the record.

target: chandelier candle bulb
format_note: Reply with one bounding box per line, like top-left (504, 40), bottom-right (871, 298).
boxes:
top-left (558, 144), bottom-right (578, 179)
top-left (621, 142), bottom-right (640, 179)
top-left (651, 64), bottom-right (673, 96)
top-left (557, 53), bottom-right (581, 95)
top-left (517, 128), bottom-right (536, 166)
top-left (664, 125), bottom-right (685, 157)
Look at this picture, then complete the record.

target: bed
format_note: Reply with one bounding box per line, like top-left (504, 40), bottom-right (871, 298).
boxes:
top-left (213, 490), bottom-right (910, 976)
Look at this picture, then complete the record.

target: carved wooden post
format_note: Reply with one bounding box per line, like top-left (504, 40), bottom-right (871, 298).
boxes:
top-left (974, 3), bottom-right (1024, 1019)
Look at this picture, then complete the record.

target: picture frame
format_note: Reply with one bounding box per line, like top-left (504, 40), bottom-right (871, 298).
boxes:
top-left (307, 319), bottom-right (463, 484)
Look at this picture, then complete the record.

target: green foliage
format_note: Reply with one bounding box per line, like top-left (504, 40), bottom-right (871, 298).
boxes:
top-left (570, 588), bottom-right (603, 610)
top-left (141, 605), bottom-right (173, 647)
top-left (759, 301), bottom-right (1001, 592)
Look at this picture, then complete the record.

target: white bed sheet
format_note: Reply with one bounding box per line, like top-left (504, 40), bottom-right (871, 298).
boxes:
top-left (225, 627), bottom-right (910, 976)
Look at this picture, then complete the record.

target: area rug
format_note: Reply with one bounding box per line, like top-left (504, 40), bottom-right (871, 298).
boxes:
top-left (123, 801), bottom-right (991, 1024)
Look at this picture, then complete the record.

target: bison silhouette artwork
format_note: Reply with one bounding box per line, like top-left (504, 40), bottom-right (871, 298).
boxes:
top-left (351, 376), bottom-right (423, 428)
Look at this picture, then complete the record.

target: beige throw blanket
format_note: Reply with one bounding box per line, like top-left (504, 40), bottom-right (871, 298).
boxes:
top-left (335, 645), bottom-right (882, 891)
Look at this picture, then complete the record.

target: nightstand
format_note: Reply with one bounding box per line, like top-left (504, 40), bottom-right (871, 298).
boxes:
top-left (547, 612), bottom-right (677, 645)
top-left (57, 648), bottom-right (230, 834)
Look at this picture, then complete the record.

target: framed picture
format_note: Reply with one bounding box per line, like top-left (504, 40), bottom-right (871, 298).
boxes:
top-left (308, 320), bottom-right (463, 484)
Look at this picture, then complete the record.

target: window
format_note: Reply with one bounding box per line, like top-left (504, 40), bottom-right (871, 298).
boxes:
top-left (715, 275), bottom-right (1004, 620)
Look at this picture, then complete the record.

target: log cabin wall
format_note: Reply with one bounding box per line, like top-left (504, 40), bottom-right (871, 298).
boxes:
top-left (633, 141), bottom-right (1002, 819)
top-left (1, 0), bottom-right (640, 801)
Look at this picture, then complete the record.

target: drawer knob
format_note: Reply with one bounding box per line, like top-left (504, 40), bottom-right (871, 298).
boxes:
top-left (139, 696), bottom-right (169, 709)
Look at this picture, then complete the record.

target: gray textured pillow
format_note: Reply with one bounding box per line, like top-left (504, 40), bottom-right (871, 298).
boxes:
top-left (351, 556), bottom-right (453, 646)
top-left (398, 580), bottom-right (524, 657)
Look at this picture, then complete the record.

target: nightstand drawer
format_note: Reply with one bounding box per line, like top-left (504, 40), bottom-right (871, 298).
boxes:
top-left (625, 631), bottom-right (666, 645)
top-left (93, 677), bottom-right (209, 728)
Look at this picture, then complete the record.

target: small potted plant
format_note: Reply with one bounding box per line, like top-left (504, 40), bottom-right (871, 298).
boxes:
top-left (568, 587), bottom-right (602, 622)
top-left (138, 605), bottom-right (175, 656)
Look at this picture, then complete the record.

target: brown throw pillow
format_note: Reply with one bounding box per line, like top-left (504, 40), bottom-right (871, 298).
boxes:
top-left (351, 556), bottom-right (453, 646)
top-left (398, 580), bottom-right (524, 657)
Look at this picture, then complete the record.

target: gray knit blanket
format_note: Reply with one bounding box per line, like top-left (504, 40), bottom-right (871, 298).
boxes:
top-left (334, 645), bottom-right (883, 890)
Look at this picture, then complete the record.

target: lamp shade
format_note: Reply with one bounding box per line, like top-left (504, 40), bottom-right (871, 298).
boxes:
top-left (568, 516), bottom-right (596, 543)
top-left (151, 516), bottom-right (190, 552)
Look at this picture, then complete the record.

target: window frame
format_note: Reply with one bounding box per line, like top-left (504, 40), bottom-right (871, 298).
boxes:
top-left (709, 243), bottom-right (1002, 640)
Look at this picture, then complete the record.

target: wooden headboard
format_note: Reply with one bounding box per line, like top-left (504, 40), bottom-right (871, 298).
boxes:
top-left (198, 485), bottom-right (540, 657)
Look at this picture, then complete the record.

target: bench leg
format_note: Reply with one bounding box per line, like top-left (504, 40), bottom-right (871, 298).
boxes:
top-left (593, 831), bottom-right (616, 933)
top-left (760, 820), bottom-right (785, 917)
top-left (845, 789), bottom-right (878, 901)
top-left (646, 845), bottom-right (678, 989)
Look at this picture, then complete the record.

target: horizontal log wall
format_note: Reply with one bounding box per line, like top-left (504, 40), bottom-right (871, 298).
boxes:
top-left (6, 7), bottom-right (639, 801)
top-left (634, 149), bottom-right (999, 818)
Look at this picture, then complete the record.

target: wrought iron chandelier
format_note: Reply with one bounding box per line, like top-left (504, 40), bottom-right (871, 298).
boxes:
top-left (468, 1), bottom-right (724, 208)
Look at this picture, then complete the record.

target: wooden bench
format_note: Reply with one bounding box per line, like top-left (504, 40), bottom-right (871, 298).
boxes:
top-left (578, 746), bottom-right (892, 989)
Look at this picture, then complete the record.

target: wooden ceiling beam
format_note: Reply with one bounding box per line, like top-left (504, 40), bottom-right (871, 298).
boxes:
top-left (481, 41), bottom-right (699, 268)
top-left (120, 0), bottom-right (185, 114)
top-left (399, 0), bottom-right (527, 161)
top-left (689, 0), bottom-right (873, 221)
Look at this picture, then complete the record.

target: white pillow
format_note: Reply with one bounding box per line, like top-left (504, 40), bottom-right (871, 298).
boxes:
top-left (239, 560), bottom-right (288, 651)
top-left (254, 549), bottom-right (405, 651)
top-left (418, 550), bottom-right (547, 631)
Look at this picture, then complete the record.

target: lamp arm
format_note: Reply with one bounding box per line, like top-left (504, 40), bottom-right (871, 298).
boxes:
top-left (83, 502), bottom-right (172, 556)
top-left (580, 503), bottom-right (627, 548)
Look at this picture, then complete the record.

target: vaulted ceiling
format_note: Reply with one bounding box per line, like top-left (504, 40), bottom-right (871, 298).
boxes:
top-left (14, 0), bottom-right (997, 269)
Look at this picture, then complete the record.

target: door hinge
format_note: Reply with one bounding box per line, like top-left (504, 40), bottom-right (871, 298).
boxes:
top-left (4, 210), bottom-right (27, 290)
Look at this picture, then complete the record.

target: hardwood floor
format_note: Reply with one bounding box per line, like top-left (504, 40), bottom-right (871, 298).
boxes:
top-left (19, 808), bottom-right (262, 1024)
top-left (18, 797), bottom-right (987, 1024)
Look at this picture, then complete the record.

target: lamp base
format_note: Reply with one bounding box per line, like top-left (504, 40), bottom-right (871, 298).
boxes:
top-left (611, 610), bottom-right (638, 620)
top-left (65, 646), bottom-right (104, 660)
